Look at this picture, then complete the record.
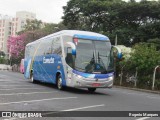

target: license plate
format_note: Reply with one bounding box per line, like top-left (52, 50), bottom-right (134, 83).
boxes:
top-left (92, 83), bottom-right (100, 87)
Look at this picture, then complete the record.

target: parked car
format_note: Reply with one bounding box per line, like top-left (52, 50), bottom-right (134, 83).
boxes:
top-left (20, 59), bottom-right (24, 74)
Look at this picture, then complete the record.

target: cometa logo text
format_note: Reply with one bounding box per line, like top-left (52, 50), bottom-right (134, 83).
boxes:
top-left (43, 57), bottom-right (54, 64)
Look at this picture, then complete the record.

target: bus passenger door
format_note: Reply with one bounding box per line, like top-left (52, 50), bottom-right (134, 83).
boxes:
top-left (65, 47), bottom-right (75, 86)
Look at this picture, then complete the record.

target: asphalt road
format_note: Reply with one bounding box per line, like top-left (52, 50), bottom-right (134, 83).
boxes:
top-left (0, 71), bottom-right (160, 120)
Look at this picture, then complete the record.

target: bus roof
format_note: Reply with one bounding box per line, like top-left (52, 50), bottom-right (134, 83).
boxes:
top-left (26, 30), bottom-right (109, 46)
top-left (65, 30), bottom-right (109, 41)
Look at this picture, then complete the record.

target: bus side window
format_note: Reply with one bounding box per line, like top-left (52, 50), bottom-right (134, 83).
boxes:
top-left (46, 47), bottom-right (52, 54)
top-left (51, 39), bottom-right (55, 53)
top-left (56, 47), bottom-right (62, 55)
top-left (43, 38), bottom-right (52, 55)
top-left (34, 41), bottom-right (45, 56)
top-left (51, 37), bottom-right (61, 55)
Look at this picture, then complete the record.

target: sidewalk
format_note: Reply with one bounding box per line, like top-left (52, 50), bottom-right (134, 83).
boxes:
top-left (114, 85), bottom-right (160, 94)
top-left (0, 64), bottom-right (12, 70)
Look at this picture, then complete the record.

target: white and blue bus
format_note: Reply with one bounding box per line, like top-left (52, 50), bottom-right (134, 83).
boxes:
top-left (24, 30), bottom-right (121, 92)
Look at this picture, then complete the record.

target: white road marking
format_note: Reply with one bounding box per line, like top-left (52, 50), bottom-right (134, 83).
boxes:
top-left (62, 104), bottom-right (105, 111)
top-left (0, 97), bottom-right (77, 105)
top-left (0, 75), bottom-right (8, 77)
top-left (122, 92), bottom-right (149, 96)
top-left (0, 80), bottom-right (12, 82)
top-left (0, 91), bottom-right (58, 96)
top-left (0, 88), bottom-right (45, 90)
top-left (43, 104), bottom-right (105, 116)
top-left (122, 92), bottom-right (139, 95)
top-left (136, 117), bottom-right (150, 120)
top-left (4, 118), bottom-right (16, 120)
top-left (147, 95), bottom-right (160, 99)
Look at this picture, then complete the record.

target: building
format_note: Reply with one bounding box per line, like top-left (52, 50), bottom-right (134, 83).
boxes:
top-left (0, 15), bottom-right (12, 55)
top-left (11, 11), bottom-right (36, 36)
top-left (0, 11), bottom-right (36, 56)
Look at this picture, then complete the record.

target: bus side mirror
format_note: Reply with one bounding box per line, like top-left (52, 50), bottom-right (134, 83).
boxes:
top-left (66, 42), bottom-right (76, 56)
top-left (112, 46), bottom-right (122, 59)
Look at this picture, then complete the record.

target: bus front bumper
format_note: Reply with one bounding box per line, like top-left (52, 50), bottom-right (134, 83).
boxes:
top-left (72, 74), bottom-right (114, 88)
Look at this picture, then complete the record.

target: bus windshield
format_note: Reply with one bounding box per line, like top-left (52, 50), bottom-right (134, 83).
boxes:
top-left (73, 39), bottom-right (114, 74)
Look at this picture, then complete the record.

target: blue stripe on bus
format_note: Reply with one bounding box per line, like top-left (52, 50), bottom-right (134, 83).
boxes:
top-left (72, 70), bottom-right (114, 79)
top-left (73, 34), bottom-right (109, 41)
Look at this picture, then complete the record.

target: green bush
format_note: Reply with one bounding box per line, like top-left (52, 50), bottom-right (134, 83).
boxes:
top-left (155, 80), bottom-right (160, 90)
top-left (0, 58), bottom-right (9, 64)
top-left (137, 76), bottom-right (152, 90)
top-left (0, 57), bottom-right (5, 64)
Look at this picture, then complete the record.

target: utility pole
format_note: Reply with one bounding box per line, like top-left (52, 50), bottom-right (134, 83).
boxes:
top-left (120, 65), bottom-right (125, 86)
top-left (134, 68), bottom-right (138, 87)
top-left (115, 34), bottom-right (117, 46)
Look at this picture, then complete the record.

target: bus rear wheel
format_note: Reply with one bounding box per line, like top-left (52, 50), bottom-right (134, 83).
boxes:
top-left (88, 88), bottom-right (96, 92)
top-left (57, 75), bottom-right (63, 90)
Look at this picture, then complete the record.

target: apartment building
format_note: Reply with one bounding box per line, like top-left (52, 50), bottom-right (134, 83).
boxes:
top-left (0, 11), bottom-right (36, 56)
top-left (12, 11), bottom-right (36, 36)
top-left (0, 16), bottom-right (11, 55)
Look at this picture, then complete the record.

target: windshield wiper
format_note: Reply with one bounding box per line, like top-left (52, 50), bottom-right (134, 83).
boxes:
top-left (97, 52), bottom-right (107, 70)
top-left (92, 52), bottom-right (95, 62)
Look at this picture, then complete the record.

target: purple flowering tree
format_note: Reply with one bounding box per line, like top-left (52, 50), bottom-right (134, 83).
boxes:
top-left (8, 34), bottom-right (26, 57)
top-left (7, 34), bottom-right (26, 64)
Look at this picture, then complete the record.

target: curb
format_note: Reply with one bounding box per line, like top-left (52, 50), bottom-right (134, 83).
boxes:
top-left (0, 69), bottom-right (11, 71)
top-left (114, 85), bottom-right (160, 94)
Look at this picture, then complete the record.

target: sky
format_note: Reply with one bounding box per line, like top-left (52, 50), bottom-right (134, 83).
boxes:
top-left (0, 0), bottom-right (157, 24)
top-left (0, 0), bottom-right (69, 23)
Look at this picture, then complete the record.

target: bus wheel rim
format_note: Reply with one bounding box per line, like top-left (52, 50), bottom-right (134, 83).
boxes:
top-left (58, 77), bottom-right (62, 89)
top-left (31, 75), bottom-right (34, 82)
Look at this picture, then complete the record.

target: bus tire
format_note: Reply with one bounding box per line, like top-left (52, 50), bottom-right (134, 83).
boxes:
top-left (88, 88), bottom-right (96, 92)
top-left (57, 75), bottom-right (63, 90)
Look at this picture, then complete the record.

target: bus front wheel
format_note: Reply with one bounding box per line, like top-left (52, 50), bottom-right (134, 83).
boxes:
top-left (88, 88), bottom-right (96, 92)
top-left (57, 75), bottom-right (63, 90)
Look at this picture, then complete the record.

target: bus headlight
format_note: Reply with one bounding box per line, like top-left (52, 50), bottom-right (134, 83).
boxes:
top-left (108, 76), bottom-right (114, 81)
top-left (77, 75), bottom-right (82, 79)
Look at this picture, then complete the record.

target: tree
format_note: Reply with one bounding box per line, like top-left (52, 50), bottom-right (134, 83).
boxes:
top-left (62, 0), bottom-right (160, 46)
top-left (130, 43), bottom-right (160, 73)
top-left (0, 51), bottom-right (5, 57)
top-left (148, 38), bottom-right (160, 50)
top-left (41, 22), bottom-right (67, 35)
top-left (121, 43), bottom-right (160, 89)
top-left (24, 19), bottom-right (43, 31)
top-left (17, 19), bottom-right (44, 35)
top-left (7, 34), bottom-right (26, 64)
top-left (0, 51), bottom-right (5, 64)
